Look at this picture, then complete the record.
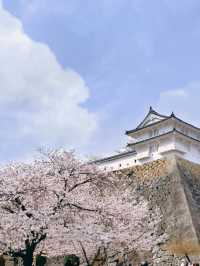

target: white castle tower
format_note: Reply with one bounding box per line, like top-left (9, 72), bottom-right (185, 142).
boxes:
top-left (95, 107), bottom-right (200, 170)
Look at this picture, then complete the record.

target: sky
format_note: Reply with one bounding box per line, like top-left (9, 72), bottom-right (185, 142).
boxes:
top-left (1, 0), bottom-right (200, 162)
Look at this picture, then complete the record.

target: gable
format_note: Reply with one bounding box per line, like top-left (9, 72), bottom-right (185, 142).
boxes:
top-left (126, 107), bottom-right (173, 135)
top-left (138, 113), bottom-right (166, 128)
top-left (136, 107), bottom-right (169, 129)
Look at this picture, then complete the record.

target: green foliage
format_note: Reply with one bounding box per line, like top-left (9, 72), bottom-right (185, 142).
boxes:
top-left (64, 255), bottom-right (80, 266)
top-left (36, 255), bottom-right (47, 266)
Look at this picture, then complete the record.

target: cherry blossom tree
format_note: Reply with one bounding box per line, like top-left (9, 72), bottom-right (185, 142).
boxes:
top-left (0, 150), bottom-right (163, 266)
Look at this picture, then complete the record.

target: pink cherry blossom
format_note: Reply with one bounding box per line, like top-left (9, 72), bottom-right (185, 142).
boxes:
top-left (0, 150), bottom-right (163, 266)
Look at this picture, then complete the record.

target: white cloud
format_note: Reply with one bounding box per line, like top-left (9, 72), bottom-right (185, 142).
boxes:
top-left (0, 2), bottom-right (97, 155)
top-left (157, 82), bottom-right (200, 126)
top-left (160, 89), bottom-right (188, 99)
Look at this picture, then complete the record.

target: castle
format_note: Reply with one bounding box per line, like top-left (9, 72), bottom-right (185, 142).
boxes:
top-left (4, 108), bottom-right (200, 265)
top-left (95, 107), bottom-right (200, 170)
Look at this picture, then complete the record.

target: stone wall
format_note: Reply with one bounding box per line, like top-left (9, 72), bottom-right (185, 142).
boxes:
top-left (120, 158), bottom-right (170, 181)
top-left (116, 156), bottom-right (200, 265)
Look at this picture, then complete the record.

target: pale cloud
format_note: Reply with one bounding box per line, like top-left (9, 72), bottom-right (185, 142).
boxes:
top-left (0, 2), bottom-right (97, 155)
top-left (157, 82), bottom-right (200, 126)
top-left (160, 89), bottom-right (188, 99)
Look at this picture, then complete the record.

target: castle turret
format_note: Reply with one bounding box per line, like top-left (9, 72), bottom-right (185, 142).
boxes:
top-left (95, 107), bottom-right (200, 170)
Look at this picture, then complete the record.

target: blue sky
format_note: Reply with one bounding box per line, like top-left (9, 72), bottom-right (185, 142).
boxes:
top-left (1, 0), bottom-right (200, 161)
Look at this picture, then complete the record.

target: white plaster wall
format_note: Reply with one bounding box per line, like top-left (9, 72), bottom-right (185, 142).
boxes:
top-left (129, 122), bottom-right (173, 143)
top-left (98, 135), bottom-right (176, 171)
top-left (174, 136), bottom-right (200, 164)
top-left (139, 136), bottom-right (174, 162)
top-left (158, 137), bottom-right (175, 154)
top-left (98, 153), bottom-right (139, 171)
top-left (99, 136), bottom-right (175, 171)
top-left (130, 131), bottom-right (150, 142)
top-left (184, 143), bottom-right (200, 164)
top-left (158, 123), bottom-right (174, 135)
top-left (175, 123), bottom-right (200, 141)
top-left (135, 144), bottom-right (149, 160)
top-left (174, 137), bottom-right (188, 154)
top-left (97, 131), bottom-right (200, 171)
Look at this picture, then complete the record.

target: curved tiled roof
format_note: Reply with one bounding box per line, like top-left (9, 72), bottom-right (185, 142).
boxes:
top-left (126, 108), bottom-right (200, 135)
top-left (94, 150), bottom-right (137, 164)
top-left (126, 116), bottom-right (171, 135)
top-left (135, 106), bottom-right (169, 129)
top-left (127, 128), bottom-right (200, 147)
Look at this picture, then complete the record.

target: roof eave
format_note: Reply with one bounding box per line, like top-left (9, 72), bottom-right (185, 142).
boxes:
top-left (126, 113), bottom-right (200, 136)
top-left (127, 129), bottom-right (175, 147)
top-left (127, 128), bottom-right (200, 147)
top-left (126, 116), bottom-right (172, 135)
top-left (94, 150), bottom-right (137, 164)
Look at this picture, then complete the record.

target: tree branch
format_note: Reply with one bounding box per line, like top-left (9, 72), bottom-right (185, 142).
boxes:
top-left (2, 205), bottom-right (15, 214)
top-left (68, 178), bottom-right (94, 192)
top-left (79, 241), bottom-right (90, 266)
top-left (66, 203), bottom-right (98, 212)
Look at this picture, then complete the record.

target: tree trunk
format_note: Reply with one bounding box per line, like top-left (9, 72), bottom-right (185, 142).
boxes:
top-left (22, 254), bottom-right (33, 266)
top-left (185, 254), bottom-right (191, 263)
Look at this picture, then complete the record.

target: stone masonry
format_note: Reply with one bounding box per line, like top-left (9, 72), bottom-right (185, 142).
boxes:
top-left (117, 156), bottom-right (200, 265)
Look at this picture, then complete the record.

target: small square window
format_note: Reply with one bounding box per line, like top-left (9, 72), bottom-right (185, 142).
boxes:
top-left (149, 143), bottom-right (159, 154)
top-left (153, 129), bottom-right (159, 136)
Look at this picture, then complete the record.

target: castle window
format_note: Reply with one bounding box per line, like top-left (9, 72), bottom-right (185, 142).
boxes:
top-left (187, 142), bottom-right (191, 151)
top-left (156, 143), bottom-right (159, 151)
top-left (149, 128), bottom-right (159, 137)
top-left (149, 144), bottom-right (154, 155)
top-left (149, 143), bottom-right (159, 154)
top-left (153, 128), bottom-right (159, 136)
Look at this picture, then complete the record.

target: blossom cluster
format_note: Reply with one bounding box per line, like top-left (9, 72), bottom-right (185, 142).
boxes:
top-left (0, 150), bottom-right (163, 263)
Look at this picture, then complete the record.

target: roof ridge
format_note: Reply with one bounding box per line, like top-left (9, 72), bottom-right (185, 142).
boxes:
top-left (135, 107), bottom-right (169, 130)
top-left (149, 106), bottom-right (169, 118)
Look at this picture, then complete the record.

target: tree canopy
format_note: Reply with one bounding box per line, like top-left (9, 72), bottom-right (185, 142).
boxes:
top-left (0, 150), bottom-right (163, 266)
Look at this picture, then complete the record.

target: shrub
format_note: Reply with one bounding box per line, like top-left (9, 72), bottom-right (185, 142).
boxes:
top-left (36, 255), bottom-right (47, 266)
top-left (64, 255), bottom-right (80, 266)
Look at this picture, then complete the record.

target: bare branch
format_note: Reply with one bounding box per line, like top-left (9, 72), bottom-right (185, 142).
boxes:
top-left (68, 178), bottom-right (94, 192)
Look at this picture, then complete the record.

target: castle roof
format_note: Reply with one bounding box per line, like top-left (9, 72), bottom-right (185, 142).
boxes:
top-left (94, 150), bottom-right (137, 164)
top-left (126, 107), bottom-right (200, 135)
top-left (127, 128), bottom-right (200, 147)
top-left (136, 106), bottom-right (169, 129)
